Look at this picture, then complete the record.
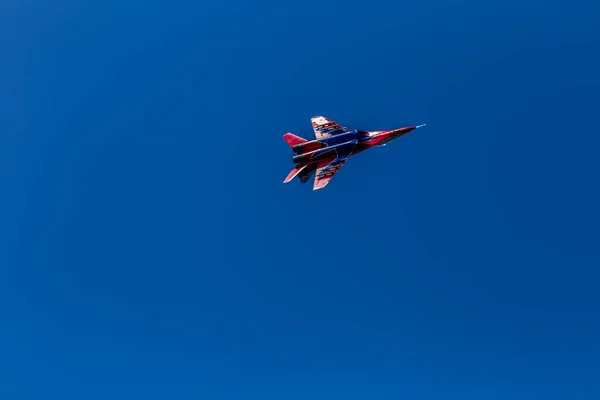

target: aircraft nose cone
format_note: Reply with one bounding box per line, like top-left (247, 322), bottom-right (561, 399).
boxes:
top-left (394, 124), bottom-right (425, 135)
top-left (394, 126), bottom-right (416, 135)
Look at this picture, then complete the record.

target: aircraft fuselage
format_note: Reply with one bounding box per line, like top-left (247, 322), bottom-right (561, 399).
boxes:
top-left (291, 127), bottom-right (416, 165)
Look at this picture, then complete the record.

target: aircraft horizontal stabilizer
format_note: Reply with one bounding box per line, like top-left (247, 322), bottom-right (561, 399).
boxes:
top-left (283, 164), bottom-right (307, 183)
top-left (283, 133), bottom-right (307, 148)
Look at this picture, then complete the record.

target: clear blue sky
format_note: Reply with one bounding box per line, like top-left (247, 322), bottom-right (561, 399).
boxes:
top-left (2, 1), bottom-right (600, 398)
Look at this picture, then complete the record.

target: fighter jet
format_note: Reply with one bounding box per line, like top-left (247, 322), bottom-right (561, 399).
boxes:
top-left (283, 116), bottom-right (425, 190)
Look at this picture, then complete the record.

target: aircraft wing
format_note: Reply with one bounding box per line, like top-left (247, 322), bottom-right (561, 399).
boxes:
top-left (313, 139), bottom-right (357, 190)
top-left (311, 116), bottom-right (350, 139)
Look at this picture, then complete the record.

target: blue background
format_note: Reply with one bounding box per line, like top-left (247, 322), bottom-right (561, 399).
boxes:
top-left (2, 1), bottom-right (599, 398)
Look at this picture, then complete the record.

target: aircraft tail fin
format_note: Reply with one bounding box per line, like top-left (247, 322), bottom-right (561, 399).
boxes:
top-left (283, 133), bottom-right (308, 148)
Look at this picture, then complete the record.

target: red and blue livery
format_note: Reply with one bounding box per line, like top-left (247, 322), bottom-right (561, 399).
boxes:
top-left (283, 116), bottom-right (425, 190)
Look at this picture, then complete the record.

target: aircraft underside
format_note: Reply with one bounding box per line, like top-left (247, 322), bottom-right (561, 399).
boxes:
top-left (283, 116), bottom-right (424, 190)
